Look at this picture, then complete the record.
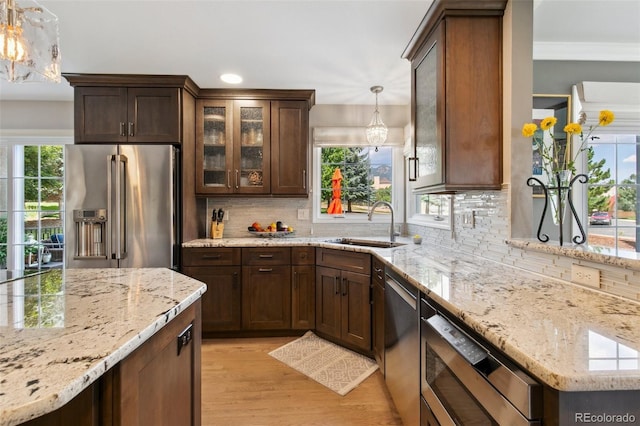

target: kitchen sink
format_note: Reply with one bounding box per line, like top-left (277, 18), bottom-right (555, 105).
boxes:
top-left (332, 238), bottom-right (405, 248)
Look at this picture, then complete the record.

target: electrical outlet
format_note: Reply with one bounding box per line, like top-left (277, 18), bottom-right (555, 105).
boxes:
top-left (297, 209), bottom-right (310, 220)
top-left (571, 264), bottom-right (600, 288)
top-left (462, 211), bottom-right (475, 228)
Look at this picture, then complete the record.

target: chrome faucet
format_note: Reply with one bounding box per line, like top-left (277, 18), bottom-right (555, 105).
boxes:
top-left (368, 200), bottom-right (399, 243)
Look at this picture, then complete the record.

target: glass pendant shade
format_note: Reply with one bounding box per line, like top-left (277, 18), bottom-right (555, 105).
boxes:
top-left (0, 0), bottom-right (61, 83)
top-left (366, 85), bottom-right (388, 149)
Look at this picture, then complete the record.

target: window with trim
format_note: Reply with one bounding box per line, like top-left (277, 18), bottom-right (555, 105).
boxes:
top-left (1, 142), bottom-right (65, 271)
top-left (313, 141), bottom-right (406, 225)
top-left (316, 146), bottom-right (397, 219)
top-left (407, 193), bottom-right (452, 229)
top-left (586, 133), bottom-right (639, 256)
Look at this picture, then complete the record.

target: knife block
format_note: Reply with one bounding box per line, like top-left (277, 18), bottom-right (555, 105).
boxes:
top-left (211, 222), bottom-right (224, 239)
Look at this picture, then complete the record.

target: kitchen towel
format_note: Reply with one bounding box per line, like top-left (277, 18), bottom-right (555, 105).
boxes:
top-left (268, 331), bottom-right (378, 396)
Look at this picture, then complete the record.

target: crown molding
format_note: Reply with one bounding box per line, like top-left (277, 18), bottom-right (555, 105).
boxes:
top-left (533, 42), bottom-right (640, 62)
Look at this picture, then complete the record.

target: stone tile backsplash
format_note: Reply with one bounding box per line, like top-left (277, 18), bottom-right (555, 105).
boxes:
top-left (204, 190), bottom-right (639, 302)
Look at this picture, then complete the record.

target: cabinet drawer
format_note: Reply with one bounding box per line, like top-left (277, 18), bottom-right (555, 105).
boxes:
top-left (242, 247), bottom-right (291, 266)
top-left (182, 247), bottom-right (241, 266)
top-left (372, 257), bottom-right (385, 286)
top-left (316, 248), bottom-right (371, 275)
top-left (292, 247), bottom-right (315, 265)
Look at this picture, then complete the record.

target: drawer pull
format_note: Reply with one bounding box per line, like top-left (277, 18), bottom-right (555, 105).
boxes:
top-left (259, 268), bottom-right (273, 272)
top-left (177, 323), bottom-right (193, 356)
top-left (258, 254), bottom-right (274, 258)
top-left (202, 254), bottom-right (222, 259)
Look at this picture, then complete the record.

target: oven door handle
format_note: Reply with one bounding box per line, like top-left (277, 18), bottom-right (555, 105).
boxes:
top-left (423, 318), bottom-right (538, 426)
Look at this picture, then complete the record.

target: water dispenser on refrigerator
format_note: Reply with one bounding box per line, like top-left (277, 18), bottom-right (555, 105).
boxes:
top-left (73, 209), bottom-right (107, 259)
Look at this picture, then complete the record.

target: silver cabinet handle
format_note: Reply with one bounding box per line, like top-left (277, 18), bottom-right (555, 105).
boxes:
top-left (235, 169), bottom-right (239, 189)
top-left (303, 169), bottom-right (306, 189)
top-left (227, 170), bottom-right (231, 189)
top-left (258, 268), bottom-right (273, 272)
top-left (259, 254), bottom-right (274, 258)
top-left (119, 122), bottom-right (126, 137)
top-left (128, 122), bottom-right (134, 137)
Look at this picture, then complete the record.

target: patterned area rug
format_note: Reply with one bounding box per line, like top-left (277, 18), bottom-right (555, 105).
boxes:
top-left (268, 331), bottom-right (379, 396)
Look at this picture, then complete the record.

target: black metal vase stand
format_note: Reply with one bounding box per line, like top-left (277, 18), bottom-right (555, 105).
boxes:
top-left (527, 172), bottom-right (588, 246)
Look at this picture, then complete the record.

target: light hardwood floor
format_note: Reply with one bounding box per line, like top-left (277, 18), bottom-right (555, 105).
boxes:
top-left (201, 336), bottom-right (403, 425)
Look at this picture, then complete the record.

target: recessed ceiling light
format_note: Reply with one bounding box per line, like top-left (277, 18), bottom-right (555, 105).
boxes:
top-left (220, 73), bottom-right (242, 84)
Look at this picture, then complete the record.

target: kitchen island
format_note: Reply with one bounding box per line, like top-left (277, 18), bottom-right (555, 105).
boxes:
top-left (0, 268), bottom-right (206, 426)
top-left (185, 237), bottom-right (640, 422)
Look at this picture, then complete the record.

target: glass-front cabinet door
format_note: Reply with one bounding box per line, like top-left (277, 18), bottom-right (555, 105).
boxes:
top-left (196, 99), bottom-right (271, 195)
top-left (233, 100), bottom-right (270, 194)
top-left (196, 100), bottom-right (233, 194)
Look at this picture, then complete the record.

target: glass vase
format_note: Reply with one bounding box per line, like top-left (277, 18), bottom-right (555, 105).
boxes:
top-left (547, 170), bottom-right (572, 225)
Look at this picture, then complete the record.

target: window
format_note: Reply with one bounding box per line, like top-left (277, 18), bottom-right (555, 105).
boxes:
top-left (0, 141), bottom-right (66, 271)
top-left (407, 193), bottom-right (452, 229)
top-left (314, 146), bottom-right (403, 221)
top-left (586, 134), bottom-right (639, 256)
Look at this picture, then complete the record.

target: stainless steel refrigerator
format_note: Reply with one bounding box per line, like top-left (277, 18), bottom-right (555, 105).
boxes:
top-left (64, 145), bottom-right (179, 269)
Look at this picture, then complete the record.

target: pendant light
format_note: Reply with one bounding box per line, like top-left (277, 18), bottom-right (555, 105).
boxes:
top-left (366, 85), bottom-right (388, 152)
top-left (0, 0), bottom-right (61, 83)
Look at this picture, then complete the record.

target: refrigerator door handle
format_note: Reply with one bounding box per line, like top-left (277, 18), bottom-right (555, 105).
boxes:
top-left (113, 154), bottom-right (128, 261)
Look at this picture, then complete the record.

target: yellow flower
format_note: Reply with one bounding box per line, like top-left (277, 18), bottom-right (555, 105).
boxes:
top-left (563, 123), bottom-right (582, 135)
top-left (539, 116), bottom-right (557, 131)
top-left (599, 110), bottom-right (615, 126)
top-left (521, 123), bottom-right (537, 138)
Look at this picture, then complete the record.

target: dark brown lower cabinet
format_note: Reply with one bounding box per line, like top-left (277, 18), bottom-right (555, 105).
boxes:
top-left (22, 301), bottom-right (202, 426)
top-left (242, 265), bottom-right (291, 329)
top-left (292, 264), bottom-right (315, 329)
top-left (315, 265), bottom-right (371, 352)
top-left (183, 266), bottom-right (241, 332)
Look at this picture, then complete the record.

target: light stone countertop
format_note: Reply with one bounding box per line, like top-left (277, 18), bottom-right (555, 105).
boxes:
top-left (185, 236), bottom-right (640, 392)
top-left (0, 268), bottom-right (207, 426)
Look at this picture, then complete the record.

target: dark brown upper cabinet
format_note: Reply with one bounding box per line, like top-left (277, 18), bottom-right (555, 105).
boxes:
top-left (402, 0), bottom-right (506, 193)
top-left (195, 89), bottom-right (314, 197)
top-left (63, 74), bottom-right (198, 144)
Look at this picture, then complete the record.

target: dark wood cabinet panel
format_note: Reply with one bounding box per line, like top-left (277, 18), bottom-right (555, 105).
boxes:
top-left (340, 270), bottom-right (372, 350)
top-left (315, 258), bottom-right (372, 352)
top-left (242, 247), bottom-right (291, 266)
top-left (315, 265), bottom-right (342, 338)
top-left (183, 266), bottom-right (241, 332)
top-left (316, 248), bottom-right (371, 275)
top-left (403, 0), bottom-right (505, 192)
top-left (292, 265), bottom-right (315, 329)
top-left (242, 265), bottom-right (291, 330)
top-left (182, 247), bottom-right (241, 267)
top-left (292, 246), bottom-right (315, 265)
top-left (116, 301), bottom-right (201, 426)
top-left (182, 247), bottom-right (242, 333)
top-left (71, 86), bottom-right (180, 144)
top-left (64, 74), bottom-right (196, 146)
top-left (271, 100), bottom-right (309, 195)
top-left (127, 88), bottom-right (181, 143)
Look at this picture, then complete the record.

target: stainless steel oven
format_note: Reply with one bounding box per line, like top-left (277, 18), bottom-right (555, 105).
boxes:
top-left (420, 298), bottom-right (543, 426)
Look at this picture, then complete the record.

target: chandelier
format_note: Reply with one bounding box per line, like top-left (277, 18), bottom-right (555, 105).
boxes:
top-left (366, 85), bottom-right (388, 152)
top-left (0, 0), bottom-right (61, 82)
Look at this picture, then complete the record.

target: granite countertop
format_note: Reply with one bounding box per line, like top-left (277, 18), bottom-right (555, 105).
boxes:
top-left (0, 268), bottom-right (207, 426)
top-left (185, 236), bottom-right (640, 392)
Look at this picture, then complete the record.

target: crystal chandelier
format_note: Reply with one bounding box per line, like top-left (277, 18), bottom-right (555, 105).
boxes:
top-left (366, 85), bottom-right (388, 152)
top-left (0, 0), bottom-right (61, 83)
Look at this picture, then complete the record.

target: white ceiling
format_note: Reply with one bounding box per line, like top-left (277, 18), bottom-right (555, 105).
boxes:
top-left (0, 0), bottom-right (638, 105)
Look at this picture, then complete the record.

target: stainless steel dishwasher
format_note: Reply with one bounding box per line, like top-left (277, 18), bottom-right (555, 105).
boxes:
top-left (385, 268), bottom-right (420, 425)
